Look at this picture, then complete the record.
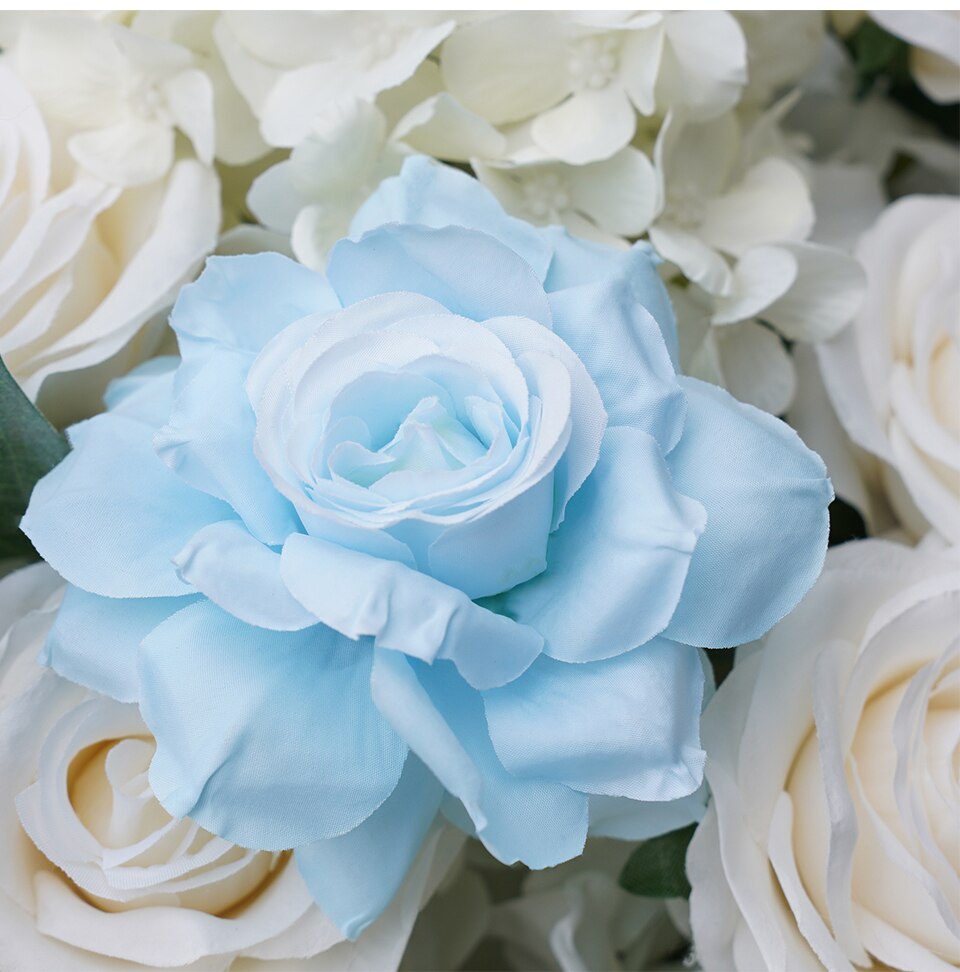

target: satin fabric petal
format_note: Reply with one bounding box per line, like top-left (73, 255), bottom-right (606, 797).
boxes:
top-left (483, 638), bottom-right (706, 801)
top-left (664, 377), bottom-right (833, 648)
top-left (488, 426), bottom-right (705, 663)
top-left (280, 534), bottom-right (543, 690)
top-left (370, 650), bottom-right (589, 868)
top-left (548, 246), bottom-right (686, 451)
top-left (350, 156), bottom-right (551, 280)
top-left (42, 586), bottom-right (198, 702)
top-left (21, 412), bottom-right (232, 599)
top-left (153, 347), bottom-right (302, 546)
top-left (327, 224), bottom-right (553, 328)
top-left (295, 756), bottom-right (443, 941)
top-left (140, 600), bottom-right (406, 850)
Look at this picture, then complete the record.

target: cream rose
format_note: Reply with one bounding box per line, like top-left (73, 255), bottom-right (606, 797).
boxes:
top-left (0, 58), bottom-right (218, 425)
top-left (0, 563), bottom-right (461, 970)
top-left (687, 539), bottom-right (960, 970)
top-left (817, 195), bottom-right (960, 543)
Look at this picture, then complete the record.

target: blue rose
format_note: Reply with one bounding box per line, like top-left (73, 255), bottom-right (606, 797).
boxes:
top-left (22, 157), bottom-right (832, 937)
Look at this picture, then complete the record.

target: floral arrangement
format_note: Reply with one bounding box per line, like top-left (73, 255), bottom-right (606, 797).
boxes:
top-left (0, 10), bottom-right (957, 972)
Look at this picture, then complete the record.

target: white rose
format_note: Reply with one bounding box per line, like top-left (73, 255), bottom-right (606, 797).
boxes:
top-left (817, 196), bottom-right (960, 543)
top-left (0, 62), bottom-right (218, 423)
top-left (687, 539), bottom-right (960, 970)
top-left (0, 563), bottom-right (461, 971)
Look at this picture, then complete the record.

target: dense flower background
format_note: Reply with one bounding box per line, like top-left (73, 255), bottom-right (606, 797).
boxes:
top-left (0, 9), bottom-right (957, 972)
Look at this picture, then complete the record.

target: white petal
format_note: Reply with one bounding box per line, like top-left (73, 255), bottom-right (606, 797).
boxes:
top-left (566, 146), bottom-right (660, 237)
top-left (655, 11), bottom-right (747, 120)
top-left (698, 157), bottom-right (814, 257)
top-left (68, 120), bottom-right (173, 188)
top-left (392, 93), bottom-right (507, 162)
top-left (649, 223), bottom-right (733, 296)
top-left (745, 243), bottom-right (867, 343)
top-left (161, 68), bottom-right (215, 166)
top-left (530, 86), bottom-right (635, 165)
top-left (440, 12), bottom-right (572, 125)
top-left (711, 245), bottom-right (799, 326)
top-left (713, 320), bottom-right (797, 416)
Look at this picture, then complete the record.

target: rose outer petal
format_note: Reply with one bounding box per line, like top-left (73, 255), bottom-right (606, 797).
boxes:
top-left (140, 599), bottom-right (407, 850)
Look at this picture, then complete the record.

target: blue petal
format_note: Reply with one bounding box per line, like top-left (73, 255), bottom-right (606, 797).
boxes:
top-left (173, 520), bottom-right (317, 631)
top-left (103, 357), bottom-right (179, 425)
top-left (295, 755), bottom-right (443, 940)
top-left (350, 156), bottom-right (551, 280)
top-left (281, 534), bottom-right (543, 690)
top-left (588, 788), bottom-right (707, 840)
top-left (664, 377), bottom-right (833, 648)
top-left (483, 639), bottom-right (705, 801)
top-left (42, 586), bottom-right (198, 702)
top-left (489, 427), bottom-right (705, 663)
top-left (140, 600), bottom-right (406, 850)
top-left (542, 229), bottom-right (679, 367)
top-left (153, 347), bottom-right (301, 545)
top-left (169, 253), bottom-right (338, 377)
top-left (547, 244), bottom-right (685, 452)
top-left (370, 650), bottom-right (588, 868)
top-left (21, 413), bottom-right (232, 599)
top-left (327, 225), bottom-right (552, 329)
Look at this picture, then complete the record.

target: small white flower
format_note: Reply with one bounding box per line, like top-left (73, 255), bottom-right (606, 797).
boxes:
top-left (131, 11), bottom-right (269, 166)
top-left (214, 12), bottom-right (455, 149)
top-left (248, 99), bottom-right (408, 270)
top-left (474, 147), bottom-right (660, 244)
top-left (9, 14), bottom-right (215, 187)
top-left (649, 110), bottom-right (814, 296)
top-left (440, 11), bottom-right (747, 166)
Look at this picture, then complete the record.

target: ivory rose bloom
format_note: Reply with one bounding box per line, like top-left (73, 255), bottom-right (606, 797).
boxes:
top-left (688, 540), bottom-right (960, 970)
top-left (818, 196), bottom-right (960, 543)
top-left (0, 61), bottom-right (218, 421)
top-left (0, 563), bottom-right (460, 970)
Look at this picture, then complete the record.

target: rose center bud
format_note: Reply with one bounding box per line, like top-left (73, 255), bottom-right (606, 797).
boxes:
top-left (59, 733), bottom-right (285, 915)
top-left (567, 34), bottom-right (621, 90)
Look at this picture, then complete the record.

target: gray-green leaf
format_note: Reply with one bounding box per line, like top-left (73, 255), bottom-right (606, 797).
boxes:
top-left (0, 355), bottom-right (69, 559)
top-left (619, 823), bottom-right (697, 898)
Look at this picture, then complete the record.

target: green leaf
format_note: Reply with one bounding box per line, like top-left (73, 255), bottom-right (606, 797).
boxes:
top-left (0, 354), bottom-right (69, 560)
top-left (619, 824), bottom-right (697, 898)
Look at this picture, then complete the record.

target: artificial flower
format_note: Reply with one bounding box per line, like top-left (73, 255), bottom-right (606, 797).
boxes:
top-left (473, 147), bottom-right (660, 245)
top-left (130, 10), bottom-right (269, 166)
top-left (248, 99), bottom-right (408, 270)
top-left (0, 563), bottom-right (462, 971)
top-left (21, 156), bottom-right (832, 939)
top-left (687, 539), bottom-right (960, 970)
top-left (816, 195), bottom-right (960, 543)
top-left (441, 12), bottom-right (747, 166)
top-left (0, 63), bottom-right (218, 423)
top-left (649, 110), bottom-right (814, 296)
top-left (214, 11), bottom-right (455, 149)
top-left (6, 14), bottom-right (214, 187)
